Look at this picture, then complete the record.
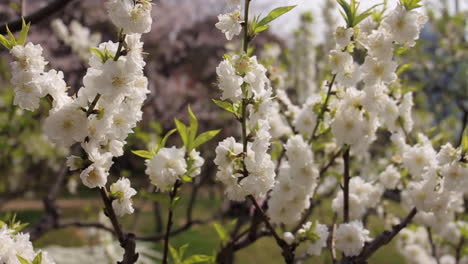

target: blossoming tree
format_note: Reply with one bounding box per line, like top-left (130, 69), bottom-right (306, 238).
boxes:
top-left (0, 0), bottom-right (467, 263)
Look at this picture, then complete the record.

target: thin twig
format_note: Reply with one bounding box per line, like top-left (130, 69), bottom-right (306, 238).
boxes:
top-left (99, 187), bottom-right (139, 264)
top-left (427, 227), bottom-right (440, 264)
top-left (162, 180), bottom-right (182, 264)
top-left (0, 0), bottom-right (74, 34)
top-left (308, 74), bottom-right (337, 144)
top-left (350, 207), bottom-right (418, 263)
top-left (343, 146), bottom-right (350, 223)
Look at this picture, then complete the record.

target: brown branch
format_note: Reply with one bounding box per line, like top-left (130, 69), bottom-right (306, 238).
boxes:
top-left (0, 0), bottom-right (75, 35)
top-left (162, 180), bottom-right (182, 264)
top-left (247, 195), bottom-right (295, 263)
top-left (99, 187), bottom-right (139, 264)
top-left (343, 147), bottom-right (350, 223)
top-left (57, 220), bottom-right (115, 233)
top-left (457, 109), bottom-right (467, 147)
top-left (351, 207), bottom-right (418, 263)
top-left (308, 74), bottom-right (337, 144)
top-left (136, 218), bottom-right (214, 241)
top-left (427, 227), bottom-right (440, 264)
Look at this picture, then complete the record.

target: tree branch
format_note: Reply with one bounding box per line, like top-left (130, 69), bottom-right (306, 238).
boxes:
top-left (99, 187), bottom-right (139, 264)
top-left (162, 180), bottom-right (182, 264)
top-left (343, 146), bottom-right (350, 223)
top-left (352, 207), bottom-right (418, 263)
top-left (0, 0), bottom-right (75, 35)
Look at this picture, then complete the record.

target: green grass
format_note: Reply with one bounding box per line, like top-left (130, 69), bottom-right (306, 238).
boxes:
top-left (4, 189), bottom-right (407, 263)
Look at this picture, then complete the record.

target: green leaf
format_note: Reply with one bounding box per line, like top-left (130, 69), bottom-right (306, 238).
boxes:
top-left (258, 6), bottom-right (297, 27)
top-left (460, 225), bottom-right (468, 239)
top-left (32, 252), bottom-right (42, 264)
top-left (0, 34), bottom-right (12, 49)
top-left (193, 129), bottom-right (221, 149)
top-left (6, 25), bottom-right (16, 46)
top-left (354, 3), bottom-right (382, 25)
top-left (90, 48), bottom-right (104, 60)
top-left (171, 196), bottom-right (181, 209)
top-left (13, 222), bottom-right (29, 233)
top-left (157, 128), bottom-right (177, 153)
top-left (461, 127), bottom-right (468, 155)
top-left (253, 24), bottom-right (270, 34)
top-left (131, 150), bottom-right (154, 159)
top-left (181, 174), bottom-right (193, 183)
top-left (212, 99), bottom-right (238, 116)
top-left (169, 244), bottom-right (182, 264)
top-left (178, 244), bottom-right (189, 260)
top-left (17, 18), bottom-right (31, 45)
top-left (175, 118), bottom-right (189, 147)
top-left (17, 255), bottom-right (31, 264)
top-left (213, 222), bottom-right (229, 244)
top-left (399, 0), bottom-right (422, 10)
top-left (188, 106), bottom-right (198, 150)
top-left (183, 254), bottom-right (214, 264)
top-left (397, 63), bottom-right (411, 75)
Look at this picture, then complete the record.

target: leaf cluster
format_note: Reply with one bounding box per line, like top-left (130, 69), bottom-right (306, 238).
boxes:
top-left (336, 0), bottom-right (381, 28)
top-left (0, 18), bottom-right (30, 50)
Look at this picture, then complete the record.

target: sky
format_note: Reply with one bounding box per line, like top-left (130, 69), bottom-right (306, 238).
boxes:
top-left (248, 0), bottom-right (468, 42)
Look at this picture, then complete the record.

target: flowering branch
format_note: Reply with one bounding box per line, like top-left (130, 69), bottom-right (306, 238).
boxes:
top-left (99, 187), bottom-right (139, 264)
top-left (162, 180), bottom-right (182, 264)
top-left (351, 207), bottom-right (418, 263)
top-left (308, 74), bottom-right (337, 143)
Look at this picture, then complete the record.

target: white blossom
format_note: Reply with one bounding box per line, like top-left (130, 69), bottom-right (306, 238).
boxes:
top-left (335, 221), bottom-right (371, 257)
top-left (215, 10), bottom-right (243, 40)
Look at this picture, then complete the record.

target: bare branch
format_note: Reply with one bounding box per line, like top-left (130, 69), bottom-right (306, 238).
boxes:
top-left (0, 0), bottom-right (75, 35)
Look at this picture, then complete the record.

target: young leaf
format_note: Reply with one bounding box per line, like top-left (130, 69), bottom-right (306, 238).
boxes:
top-left (181, 174), bottom-right (193, 183)
top-left (169, 244), bottom-right (182, 264)
top-left (188, 106), bottom-right (198, 140)
top-left (175, 118), bottom-right (188, 147)
top-left (397, 63), bottom-right (411, 75)
top-left (17, 18), bottom-right (31, 45)
top-left (131, 150), bottom-right (154, 159)
top-left (157, 128), bottom-right (177, 153)
top-left (171, 196), bottom-right (181, 208)
top-left (253, 24), bottom-right (270, 34)
top-left (32, 252), bottom-right (42, 264)
top-left (257, 5), bottom-right (297, 27)
top-left (461, 127), bottom-right (468, 155)
top-left (6, 25), bottom-right (16, 47)
top-left (184, 254), bottom-right (215, 264)
top-left (213, 222), bottom-right (229, 244)
top-left (212, 99), bottom-right (238, 116)
top-left (90, 48), bottom-right (105, 60)
top-left (193, 129), bottom-right (221, 149)
top-left (17, 256), bottom-right (30, 264)
top-left (178, 244), bottom-right (189, 260)
top-left (187, 106), bottom-right (198, 151)
top-left (0, 34), bottom-right (12, 49)
top-left (354, 3), bottom-right (382, 25)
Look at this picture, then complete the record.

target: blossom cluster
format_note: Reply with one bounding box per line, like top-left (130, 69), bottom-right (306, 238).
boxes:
top-left (51, 19), bottom-right (102, 60)
top-left (7, 0), bottom-right (154, 216)
top-left (145, 147), bottom-right (205, 191)
top-left (268, 135), bottom-right (319, 225)
top-left (214, 54), bottom-right (277, 200)
top-left (0, 224), bottom-right (55, 264)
